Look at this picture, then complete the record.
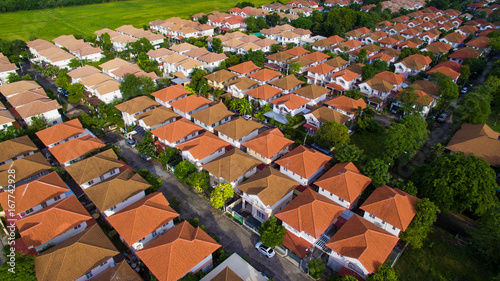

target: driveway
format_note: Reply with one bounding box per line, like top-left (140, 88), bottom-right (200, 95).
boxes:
top-left (103, 132), bottom-right (311, 281)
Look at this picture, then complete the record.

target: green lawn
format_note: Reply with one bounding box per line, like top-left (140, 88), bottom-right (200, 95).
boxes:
top-left (350, 130), bottom-right (386, 158)
top-left (0, 0), bottom-right (272, 41)
top-left (394, 228), bottom-right (495, 281)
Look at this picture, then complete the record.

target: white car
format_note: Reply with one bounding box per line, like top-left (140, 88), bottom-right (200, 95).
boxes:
top-left (255, 242), bottom-right (275, 258)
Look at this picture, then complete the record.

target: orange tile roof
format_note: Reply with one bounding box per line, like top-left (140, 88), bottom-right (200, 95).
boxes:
top-left (245, 84), bottom-right (283, 100)
top-left (361, 185), bottom-right (418, 231)
top-left (91, 261), bottom-right (142, 281)
top-left (466, 36), bottom-right (491, 48)
top-left (443, 32), bottom-right (466, 43)
top-left (169, 95), bottom-right (212, 114)
top-left (270, 93), bottom-right (309, 110)
top-left (36, 119), bottom-right (86, 146)
top-left (48, 135), bottom-right (105, 164)
top-left (176, 131), bottom-right (229, 161)
top-left (315, 162), bottom-right (371, 203)
top-left (247, 68), bottom-right (282, 82)
top-left (276, 188), bottom-right (344, 238)
top-left (428, 66), bottom-right (460, 80)
top-left (151, 118), bottom-right (202, 144)
top-left (151, 84), bottom-right (190, 103)
top-left (243, 128), bottom-right (294, 159)
top-left (306, 63), bottom-right (335, 75)
top-left (275, 145), bottom-right (331, 179)
top-left (136, 221), bottom-right (220, 281)
top-left (283, 46), bottom-right (311, 57)
top-left (325, 214), bottom-right (399, 274)
top-left (107, 192), bottom-right (178, 246)
top-left (374, 71), bottom-right (405, 85)
top-left (329, 69), bottom-right (360, 82)
top-left (326, 35), bottom-right (346, 44)
top-left (302, 51), bottom-right (330, 62)
top-left (228, 61), bottom-right (261, 75)
top-left (282, 229), bottom-right (313, 259)
top-left (0, 172), bottom-right (68, 214)
top-left (17, 196), bottom-right (92, 248)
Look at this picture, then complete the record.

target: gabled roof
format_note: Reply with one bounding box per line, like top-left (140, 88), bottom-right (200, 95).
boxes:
top-left (191, 102), bottom-right (233, 126)
top-left (169, 95), bottom-right (212, 114)
top-left (324, 56), bottom-right (349, 68)
top-left (115, 96), bottom-right (160, 115)
top-left (247, 68), bottom-right (282, 82)
top-left (243, 128), bottom-right (294, 159)
top-left (309, 106), bottom-right (350, 125)
top-left (315, 162), bottom-right (371, 203)
top-left (67, 65), bottom-right (101, 80)
top-left (283, 46), bottom-right (311, 57)
top-left (15, 98), bottom-right (61, 120)
top-left (326, 35), bottom-right (346, 44)
top-left (0, 80), bottom-right (41, 97)
top-left (204, 69), bottom-right (238, 83)
top-left (35, 224), bottom-right (118, 281)
top-left (107, 192), bottom-right (178, 245)
top-left (361, 185), bottom-right (418, 231)
top-left (0, 152), bottom-right (51, 187)
top-left (245, 84), bottom-right (283, 100)
top-left (214, 116), bottom-right (262, 141)
top-left (266, 52), bottom-right (295, 62)
top-left (177, 131), bottom-right (230, 161)
top-left (466, 36), bottom-right (491, 48)
top-left (151, 84), bottom-right (189, 103)
top-left (91, 261), bottom-right (142, 281)
top-left (363, 78), bottom-right (394, 92)
top-left (84, 169), bottom-right (150, 212)
top-left (275, 145), bottom-right (331, 179)
top-left (446, 123), bottom-right (500, 166)
top-left (293, 84), bottom-right (329, 100)
top-left (48, 135), bottom-right (105, 164)
top-left (36, 119), bottom-right (87, 146)
top-left (329, 69), bottom-right (360, 82)
top-left (374, 71), bottom-right (405, 85)
top-left (136, 221), bottom-right (220, 281)
top-left (449, 47), bottom-right (482, 60)
top-left (0, 135), bottom-right (37, 164)
top-left (276, 188), bottom-right (344, 238)
top-left (325, 215), bottom-right (399, 274)
top-left (302, 51), bottom-right (330, 62)
top-left (428, 66), bottom-right (460, 80)
top-left (202, 148), bottom-right (261, 183)
top-left (237, 166), bottom-right (299, 206)
top-left (306, 63), bottom-right (334, 75)
top-left (442, 32), bottom-right (466, 43)
top-left (0, 172), bottom-right (68, 214)
top-left (228, 61), bottom-right (261, 75)
top-left (410, 80), bottom-right (441, 96)
top-left (151, 118), bottom-right (202, 144)
top-left (270, 93), bottom-right (309, 110)
top-left (269, 75), bottom-right (303, 91)
top-left (17, 195), bottom-right (92, 248)
top-left (169, 42), bottom-right (197, 53)
top-left (65, 149), bottom-right (123, 186)
top-left (325, 95), bottom-right (367, 115)
top-left (434, 60), bottom-right (462, 73)
top-left (135, 106), bottom-right (180, 128)
top-left (211, 267), bottom-right (244, 281)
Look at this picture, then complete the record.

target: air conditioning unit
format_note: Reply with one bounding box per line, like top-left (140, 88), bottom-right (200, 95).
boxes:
top-left (135, 244), bottom-right (144, 250)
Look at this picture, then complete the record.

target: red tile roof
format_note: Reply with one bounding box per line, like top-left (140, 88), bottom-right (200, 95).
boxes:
top-left (169, 95), bottom-right (211, 114)
top-left (275, 145), bottom-right (331, 179)
top-left (270, 93), bottom-right (309, 110)
top-left (151, 84), bottom-right (189, 103)
top-left (243, 128), bottom-right (294, 159)
top-left (36, 119), bottom-right (86, 146)
top-left (245, 84), bottom-right (283, 100)
top-left (48, 135), bottom-right (105, 164)
top-left (176, 131), bottom-right (230, 161)
top-left (228, 61), bottom-right (261, 75)
top-left (325, 95), bottom-right (367, 115)
top-left (151, 118), bottom-right (202, 144)
top-left (282, 230), bottom-right (313, 259)
top-left (247, 68), bottom-right (282, 82)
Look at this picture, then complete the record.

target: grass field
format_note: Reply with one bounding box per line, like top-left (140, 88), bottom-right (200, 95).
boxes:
top-left (0, 0), bottom-right (272, 41)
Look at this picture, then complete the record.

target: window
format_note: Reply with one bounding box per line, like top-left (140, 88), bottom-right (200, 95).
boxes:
top-left (25, 208), bottom-right (33, 214)
top-left (392, 226), bottom-right (397, 230)
top-left (85, 272), bottom-right (93, 279)
top-left (382, 221), bottom-right (386, 224)
top-left (110, 169), bottom-right (116, 175)
top-left (74, 224), bottom-right (81, 230)
top-left (52, 120), bottom-right (57, 125)
top-left (152, 231), bottom-right (157, 238)
top-left (100, 261), bottom-right (107, 267)
top-left (256, 210), bottom-right (266, 220)
top-left (369, 214), bottom-right (375, 219)
top-left (88, 180), bottom-right (94, 185)
top-left (110, 206), bottom-right (117, 211)
top-left (41, 202), bottom-right (47, 208)
top-left (338, 198), bottom-right (344, 202)
top-left (53, 195), bottom-right (61, 201)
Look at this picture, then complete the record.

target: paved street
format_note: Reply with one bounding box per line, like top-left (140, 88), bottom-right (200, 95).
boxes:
top-left (102, 132), bottom-right (311, 281)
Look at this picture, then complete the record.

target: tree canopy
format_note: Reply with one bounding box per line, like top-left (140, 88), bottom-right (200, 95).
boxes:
top-left (400, 198), bottom-right (440, 249)
top-left (334, 144), bottom-right (366, 166)
top-left (210, 183), bottom-right (234, 209)
top-left (259, 216), bottom-right (286, 248)
top-left (67, 82), bottom-right (84, 103)
top-left (119, 74), bottom-right (156, 100)
top-left (0, 253), bottom-right (36, 281)
top-left (362, 158), bottom-right (391, 187)
top-left (362, 60), bottom-right (388, 80)
top-left (383, 115), bottom-right (428, 163)
top-left (315, 121), bottom-right (350, 150)
top-left (455, 92), bottom-right (492, 124)
top-left (366, 263), bottom-right (398, 281)
top-left (174, 160), bottom-right (197, 182)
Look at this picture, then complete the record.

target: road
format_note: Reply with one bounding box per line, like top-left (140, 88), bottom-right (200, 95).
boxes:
top-left (102, 132), bottom-right (311, 281)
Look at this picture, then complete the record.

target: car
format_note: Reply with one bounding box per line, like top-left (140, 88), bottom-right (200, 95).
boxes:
top-left (436, 110), bottom-right (450, 122)
top-left (243, 115), bottom-right (252, 120)
top-left (255, 242), bottom-right (275, 258)
top-left (460, 87), bottom-right (468, 94)
top-left (126, 139), bottom-right (136, 147)
top-left (139, 154), bottom-right (152, 161)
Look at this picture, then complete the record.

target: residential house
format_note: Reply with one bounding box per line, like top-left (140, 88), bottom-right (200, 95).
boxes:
top-left (324, 57), bottom-right (350, 72)
top-left (449, 47), bottom-right (482, 64)
top-left (247, 69), bottom-right (282, 85)
top-left (304, 107), bottom-right (350, 133)
top-left (34, 224), bottom-right (119, 281)
top-left (358, 78), bottom-right (394, 109)
top-left (100, 57), bottom-right (131, 75)
top-left (270, 93), bottom-right (309, 117)
top-left (275, 145), bottom-right (331, 186)
top-left (0, 104), bottom-right (15, 130)
top-left (266, 52), bottom-right (295, 70)
top-left (225, 77), bottom-right (260, 98)
top-left (36, 119), bottom-right (90, 148)
top-left (115, 96), bottom-right (160, 127)
top-left (65, 149), bottom-right (123, 189)
top-left (90, 261), bottom-right (142, 281)
top-left (394, 54), bottom-right (432, 77)
top-left (361, 185), bottom-right (418, 236)
top-left (269, 75), bottom-right (303, 94)
top-left (214, 116), bottom-right (262, 149)
top-left (421, 41), bottom-right (452, 55)
top-left (135, 106), bottom-right (180, 131)
top-left (151, 84), bottom-right (190, 108)
top-left (107, 192), bottom-right (178, 251)
top-left (315, 162), bottom-right (372, 209)
top-left (177, 132), bottom-right (230, 167)
top-left (151, 118), bottom-right (203, 148)
top-left (136, 221), bottom-right (221, 281)
top-left (228, 61), bottom-right (261, 77)
top-left (191, 102), bottom-right (234, 132)
top-left (48, 135), bottom-right (105, 166)
top-left (0, 53), bottom-right (18, 82)
top-left (439, 32), bottom-right (467, 49)
top-left (417, 30), bottom-right (441, 43)
top-left (0, 135), bottom-right (37, 166)
top-left (306, 63), bottom-right (336, 85)
top-left (204, 69), bottom-right (238, 89)
top-left (238, 166), bottom-right (299, 222)
top-left (0, 152), bottom-right (51, 190)
top-left (245, 84), bottom-right (284, 106)
top-left (428, 66), bottom-right (461, 82)
top-left (169, 95), bottom-right (212, 120)
top-left (243, 128), bottom-right (294, 164)
top-left (446, 123), bottom-right (500, 166)
top-left (374, 71), bottom-right (407, 90)
top-left (17, 195), bottom-right (93, 253)
top-left (293, 84), bottom-right (330, 106)
top-left (326, 69), bottom-right (362, 93)
top-left (200, 253), bottom-right (268, 281)
top-left (466, 36), bottom-right (492, 52)
top-left (325, 95), bottom-right (367, 119)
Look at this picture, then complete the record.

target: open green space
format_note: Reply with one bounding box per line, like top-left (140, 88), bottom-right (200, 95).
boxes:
top-left (486, 102), bottom-right (500, 132)
top-left (350, 130), bottom-right (386, 158)
top-left (394, 228), bottom-right (495, 281)
top-left (0, 0), bottom-right (271, 41)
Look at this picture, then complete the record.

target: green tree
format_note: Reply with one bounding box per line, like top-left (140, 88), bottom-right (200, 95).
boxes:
top-left (187, 171), bottom-right (210, 193)
top-left (245, 16), bottom-right (269, 33)
top-left (400, 198), bottom-right (440, 249)
top-left (344, 89), bottom-right (363, 100)
top-left (397, 86), bottom-right (420, 115)
top-left (334, 144), bottom-right (366, 166)
top-left (235, 1), bottom-right (255, 8)
top-left (68, 58), bottom-right (82, 69)
top-left (473, 207), bottom-right (500, 266)
top-left (210, 183), bottom-right (234, 209)
top-left (245, 50), bottom-right (266, 67)
top-left (436, 76), bottom-right (459, 108)
top-left (362, 158), bottom-right (391, 187)
top-left (158, 147), bottom-right (179, 167)
top-left (258, 216), bottom-right (286, 248)
top-left (0, 253), bottom-right (36, 281)
top-left (67, 82), bottom-right (84, 103)
top-left (174, 160), bottom-right (197, 182)
top-left (198, 15), bottom-right (209, 24)
top-left (288, 62), bottom-right (302, 75)
top-left (265, 12), bottom-right (281, 27)
top-left (315, 121), bottom-right (350, 150)
top-left (366, 263), bottom-right (398, 281)
top-left (119, 74), bottom-right (156, 100)
top-left (291, 17), bottom-right (314, 30)
top-left (455, 92), bottom-right (492, 124)
top-left (137, 52), bottom-right (160, 74)
top-left (41, 65), bottom-right (60, 78)
top-left (270, 44), bottom-right (282, 54)
top-left (357, 48), bottom-right (368, 64)
top-left (189, 68), bottom-right (210, 96)
top-left (56, 69), bottom-right (71, 89)
top-left (7, 73), bottom-right (32, 83)
top-left (211, 38), bottom-right (223, 54)
top-left (415, 153), bottom-right (498, 216)
top-left (390, 178), bottom-right (417, 196)
top-left (383, 115), bottom-right (428, 163)
top-left (136, 132), bottom-right (157, 158)
top-left (127, 37), bottom-right (154, 57)
top-left (137, 169), bottom-right (163, 194)
top-left (308, 258), bottom-right (325, 279)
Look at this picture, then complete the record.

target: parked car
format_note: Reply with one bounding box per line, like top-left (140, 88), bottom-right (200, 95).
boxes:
top-left (126, 139), bottom-right (136, 147)
top-left (243, 115), bottom-right (252, 120)
top-left (436, 110), bottom-right (450, 122)
top-left (255, 242), bottom-right (275, 258)
top-left (139, 154), bottom-right (152, 161)
top-left (460, 87), bottom-right (468, 94)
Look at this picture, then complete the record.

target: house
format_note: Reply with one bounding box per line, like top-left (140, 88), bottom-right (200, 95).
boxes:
top-left (266, 52), bottom-right (295, 70)
top-left (358, 78), bottom-right (394, 108)
top-left (326, 69), bottom-right (362, 93)
top-left (306, 63), bottom-right (335, 85)
top-left (448, 47), bottom-right (483, 64)
top-left (0, 104), bottom-right (15, 130)
top-left (151, 118), bottom-right (203, 147)
top-left (0, 53), bottom-right (18, 82)
top-left (276, 188), bottom-right (345, 259)
top-left (84, 169), bottom-right (150, 217)
top-left (374, 71), bottom-right (407, 90)
top-left (191, 102), bottom-right (234, 132)
top-left (135, 106), bottom-right (180, 131)
top-left (225, 77), bottom-right (260, 98)
top-left (36, 119), bottom-right (90, 148)
top-left (214, 117), bottom-right (262, 149)
top-left (228, 61), bottom-right (261, 77)
top-left (243, 128), bottom-right (294, 164)
top-left (293, 84), bottom-right (330, 106)
top-left (177, 131), bottom-right (230, 167)
top-left (89, 261), bottom-right (142, 281)
top-left (34, 224), bottom-right (119, 281)
top-left (107, 192), bottom-right (178, 251)
top-left (100, 57), bottom-right (131, 75)
top-left (304, 107), bottom-right (350, 133)
top-left (198, 53), bottom-right (227, 71)
top-left (446, 123), bottom-right (500, 166)
top-left (428, 66), bottom-right (460, 82)
top-left (17, 195), bottom-right (93, 253)
top-left (270, 93), bottom-right (309, 117)
top-left (0, 135), bottom-right (37, 166)
top-left (204, 69), bottom-right (238, 89)
top-left (0, 152), bottom-right (51, 190)
top-left (247, 69), bottom-right (282, 85)
top-left (48, 135), bottom-right (105, 166)
top-left (466, 36), bottom-right (492, 51)
top-left (115, 96), bottom-right (160, 127)
top-left (325, 214), bottom-right (400, 279)
top-left (421, 41), bottom-right (452, 55)
top-left (151, 84), bottom-right (190, 108)
top-left (65, 149), bottom-right (123, 189)
top-left (169, 95), bottom-right (212, 120)
top-left (200, 253), bottom-right (268, 281)
top-left (315, 162), bottom-right (372, 209)
top-left (0, 172), bottom-right (71, 219)
top-left (202, 148), bottom-right (261, 188)
top-left (324, 56), bottom-right (350, 72)
top-left (410, 79), bottom-right (441, 97)
top-left (136, 221), bottom-right (221, 281)
top-left (361, 185), bottom-right (418, 236)
top-left (439, 32), bottom-right (467, 49)
top-left (245, 84), bottom-right (284, 106)
top-left (325, 95), bottom-right (367, 119)
top-left (394, 54), bottom-right (432, 77)
top-left (275, 145), bottom-right (331, 186)
top-left (238, 166), bottom-right (299, 222)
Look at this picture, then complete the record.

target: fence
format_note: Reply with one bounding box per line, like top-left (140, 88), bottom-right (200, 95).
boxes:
top-left (225, 198), bottom-right (260, 235)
